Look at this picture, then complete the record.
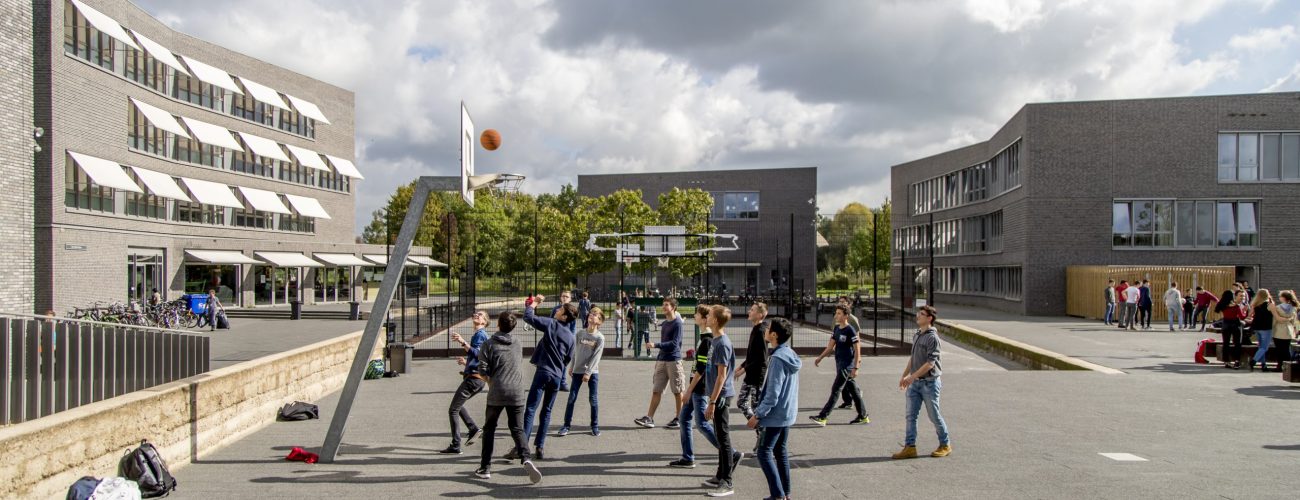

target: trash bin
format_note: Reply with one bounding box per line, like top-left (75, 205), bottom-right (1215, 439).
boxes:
top-left (290, 300), bottom-right (302, 320)
top-left (386, 342), bottom-right (413, 373)
top-left (348, 301), bottom-right (361, 321)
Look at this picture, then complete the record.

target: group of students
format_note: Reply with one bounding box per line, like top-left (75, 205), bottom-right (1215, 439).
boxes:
top-left (434, 295), bottom-right (952, 499)
top-left (1206, 282), bottom-right (1299, 372)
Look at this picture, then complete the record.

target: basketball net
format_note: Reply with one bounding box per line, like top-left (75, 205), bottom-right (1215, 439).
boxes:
top-left (657, 257), bottom-right (670, 268)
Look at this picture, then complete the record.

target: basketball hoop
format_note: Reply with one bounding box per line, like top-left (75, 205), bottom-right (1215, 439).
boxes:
top-left (657, 257), bottom-right (670, 268)
top-left (622, 256), bottom-right (635, 265)
top-left (469, 173), bottom-right (526, 195)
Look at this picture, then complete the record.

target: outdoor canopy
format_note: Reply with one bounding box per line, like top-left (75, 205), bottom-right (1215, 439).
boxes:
top-left (69, 0), bottom-right (140, 50)
top-left (67, 151), bottom-right (143, 193)
top-left (179, 55), bottom-right (244, 95)
top-left (130, 98), bottom-right (190, 138)
top-left (236, 132), bottom-right (292, 162)
top-left (285, 145), bottom-right (330, 171)
top-left (312, 253), bottom-right (371, 267)
top-left (407, 256), bottom-right (448, 267)
top-left (324, 155), bottom-right (364, 179)
top-left (285, 94), bottom-right (331, 124)
top-left (129, 166), bottom-right (191, 201)
top-left (180, 177), bottom-right (243, 209)
top-left (180, 117), bottom-right (244, 151)
top-left (184, 249), bottom-right (260, 264)
top-left (128, 30), bottom-right (189, 76)
top-left (255, 252), bottom-right (323, 267)
top-left (236, 77), bottom-right (292, 111)
top-left (284, 194), bottom-right (331, 219)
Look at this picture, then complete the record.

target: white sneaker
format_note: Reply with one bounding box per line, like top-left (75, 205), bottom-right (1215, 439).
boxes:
top-left (523, 460), bottom-right (542, 484)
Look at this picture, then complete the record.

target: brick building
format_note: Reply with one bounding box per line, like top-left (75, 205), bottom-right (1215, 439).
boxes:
top-left (891, 92), bottom-right (1300, 316)
top-left (4, 0), bottom-right (439, 314)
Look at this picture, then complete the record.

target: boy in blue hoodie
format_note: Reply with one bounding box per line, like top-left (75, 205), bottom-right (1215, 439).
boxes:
top-left (520, 295), bottom-right (577, 460)
top-left (748, 317), bottom-right (800, 500)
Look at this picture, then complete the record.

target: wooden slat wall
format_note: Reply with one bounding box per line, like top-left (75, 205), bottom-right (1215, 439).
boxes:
top-left (1066, 266), bottom-right (1237, 320)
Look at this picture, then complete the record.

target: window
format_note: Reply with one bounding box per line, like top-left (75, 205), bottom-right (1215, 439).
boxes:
top-left (895, 211), bottom-right (1003, 257)
top-left (62, 1), bottom-right (114, 70)
top-left (709, 191), bottom-right (759, 220)
top-left (1285, 135), bottom-right (1300, 179)
top-left (230, 147), bottom-right (277, 178)
top-left (174, 200), bottom-right (224, 225)
top-left (911, 139), bottom-right (1021, 215)
top-left (1238, 202), bottom-right (1258, 247)
top-left (279, 212), bottom-right (315, 233)
top-left (173, 135), bottom-right (226, 169)
top-left (1218, 134), bottom-right (1236, 181)
top-left (1261, 134), bottom-right (1280, 180)
top-left (1238, 134), bottom-right (1259, 181)
top-left (123, 46), bottom-right (167, 93)
top-left (232, 208), bottom-right (268, 229)
top-left (124, 172), bottom-right (166, 219)
top-left (1175, 201), bottom-right (1195, 247)
top-left (64, 161), bottom-right (115, 213)
top-left (127, 105), bottom-right (168, 156)
top-left (278, 160), bottom-right (317, 186)
top-left (1112, 203), bottom-right (1131, 246)
top-left (231, 91), bottom-right (274, 126)
top-left (1195, 201), bottom-right (1215, 247)
top-left (1115, 198), bottom-right (1257, 249)
top-left (172, 72), bottom-right (223, 111)
top-left (318, 168), bottom-right (350, 192)
top-left (1219, 132), bottom-right (1300, 182)
top-left (934, 266), bottom-right (1022, 300)
top-left (278, 108), bottom-right (315, 138)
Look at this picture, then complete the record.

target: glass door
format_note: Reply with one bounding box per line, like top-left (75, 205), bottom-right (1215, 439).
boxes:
top-left (287, 267), bottom-right (301, 303)
top-left (273, 267), bottom-right (289, 305)
top-left (127, 251), bottom-right (165, 305)
top-left (254, 266), bottom-right (274, 306)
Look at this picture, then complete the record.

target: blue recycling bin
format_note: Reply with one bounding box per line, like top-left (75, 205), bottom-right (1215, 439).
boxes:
top-left (185, 294), bottom-right (210, 315)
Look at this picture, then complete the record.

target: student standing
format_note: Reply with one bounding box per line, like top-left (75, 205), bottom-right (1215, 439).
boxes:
top-left (1103, 280), bottom-right (1117, 326)
top-left (558, 308), bottom-right (605, 437)
top-left (1181, 291), bottom-right (1196, 330)
top-left (669, 305), bottom-right (720, 469)
top-left (520, 295), bottom-right (577, 460)
top-left (892, 305), bottom-right (951, 459)
top-left (1193, 286), bottom-right (1218, 331)
top-left (732, 302), bottom-right (769, 447)
top-left (635, 299), bottom-right (686, 429)
top-left (577, 291), bottom-right (592, 330)
top-left (1138, 280), bottom-right (1153, 330)
top-left (748, 318), bottom-right (800, 500)
top-left (439, 311), bottom-right (490, 454)
top-left (1270, 290), bottom-right (1298, 372)
top-left (1163, 283), bottom-right (1183, 332)
top-left (475, 312), bottom-right (541, 484)
top-left (837, 297), bottom-right (862, 409)
top-left (809, 305), bottom-right (869, 426)
top-left (702, 305), bottom-right (740, 497)
top-left (1216, 288), bottom-right (1247, 369)
top-left (1115, 280), bottom-right (1131, 328)
top-left (1123, 282), bottom-right (1141, 331)
top-left (1247, 289), bottom-right (1274, 372)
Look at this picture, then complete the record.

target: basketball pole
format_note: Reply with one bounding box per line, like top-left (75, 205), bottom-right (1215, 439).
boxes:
top-left (321, 175), bottom-right (458, 463)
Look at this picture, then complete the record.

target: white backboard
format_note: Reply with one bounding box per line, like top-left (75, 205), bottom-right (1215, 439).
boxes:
top-left (644, 225), bottom-right (687, 255)
top-left (460, 102), bottom-right (475, 207)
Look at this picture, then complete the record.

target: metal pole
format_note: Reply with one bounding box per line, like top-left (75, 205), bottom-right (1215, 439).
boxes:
top-left (901, 188), bottom-right (907, 343)
top-left (322, 176), bottom-right (458, 462)
top-left (446, 212), bottom-right (454, 343)
top-left (928, 212), bottom-right (935, 308)
top-left (789, 212), bottom-right (795, 319)
top-left (533, 200), bottom-right (539, 295)
top-left (872, 210), bottom-right (879, 356)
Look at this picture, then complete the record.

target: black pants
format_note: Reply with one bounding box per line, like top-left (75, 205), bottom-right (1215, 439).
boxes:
top-left (1193, 306), bottom-right (1210, 329)
top-left (1221, 319), bottom-right (1243, 363)
top-left (1272, 338), bottom-right (1293, 369)
top-left (1182, 307), bottom-right (1194, 327)
top-left (449, 377), bottom-right (485, 447)
top-left (479, 404), bottom-right (529, 469)
top-left (713, 396), bottom-right (733, 485)
top-left (820, 369), bottom-right (865, 418)
top-left (1138, 305), bottom-right (1152, 328)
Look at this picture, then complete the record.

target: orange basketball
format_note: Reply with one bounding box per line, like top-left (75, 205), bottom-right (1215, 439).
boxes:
top-left (480, 129), bottom-right (501, 151)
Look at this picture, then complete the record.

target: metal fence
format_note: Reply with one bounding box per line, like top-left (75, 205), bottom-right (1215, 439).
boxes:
top-left (2, 313), bottom-right (210, 425)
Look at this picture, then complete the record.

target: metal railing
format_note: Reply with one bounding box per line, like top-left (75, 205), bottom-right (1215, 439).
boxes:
top-left (2, 313), bottom-right (210, 425)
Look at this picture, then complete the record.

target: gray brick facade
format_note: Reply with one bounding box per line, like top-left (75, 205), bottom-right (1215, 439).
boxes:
top-left (0, 0), bottom-right (35, 312)
top-left (892, 92), bottom-right (1300, 316)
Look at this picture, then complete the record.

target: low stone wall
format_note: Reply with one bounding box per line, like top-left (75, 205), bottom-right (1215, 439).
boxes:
top-left (0, 329), bottom-right (379, 499)
top-left (934, 320), bottom-right (1124, 374)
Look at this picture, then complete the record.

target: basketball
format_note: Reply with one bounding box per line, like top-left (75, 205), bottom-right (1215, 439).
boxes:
top-left (480, 129), bottom-right (501, 151)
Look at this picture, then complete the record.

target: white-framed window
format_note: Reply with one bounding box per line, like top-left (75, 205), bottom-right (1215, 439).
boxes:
top-left (1113, 199), bottom-right (1258, 249)
top-left (1219, 132), bottom-right (1300, 182)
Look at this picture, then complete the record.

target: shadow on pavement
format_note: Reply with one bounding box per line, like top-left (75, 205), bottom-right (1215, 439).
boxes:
top-left (1127, 362), bottom-right (1231, 375)
top-left (1262, 444), bottom-right (1300, 451)
top-left (1234, 385), bottom-right (1300, 400)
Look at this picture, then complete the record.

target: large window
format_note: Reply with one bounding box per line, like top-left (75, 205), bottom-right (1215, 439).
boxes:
top-left (124, 172), bottom-right (166, 219)
top-left (232, 208), bottom-right (269, 229)
top-left (173, 135), bottom-right (226, 169)
top-left (911, 140), bottom-right (1021, 215)
top-left (708, 191), bottom-right (759, 220)
top-left (278, 108), bottom-right (316, 139)
top-left (174, 200), bottom-right (225, 225)
top-left (62, 1), bottom-right (114, 70)
top-left (64, 161), bottom-right (115, 213)
top-left (279, 212), bottom-right (315, 233)
top-left (123, 46), bottom-right (168, 93)
top-left (317, 168), bottom-right (350, 192)
top-left (1218, 132), bottom-right (1300, 182)
top-left (128, 105), bottom-right (168, 156)
top-left (895, 211), bottom-right (1003, 257)
top-left (172, 72), bottom-right (223, 111)
top-left (231, 92), bottom-right (274, 126)
top-left (230, 147), bottom-right (278, 178)
top-left (279, 160), bottom-right (317, 186)
top-left (934, 266), bottom-right (1022, 300)
top-left (1113, 199), bottom-right (1258, 249)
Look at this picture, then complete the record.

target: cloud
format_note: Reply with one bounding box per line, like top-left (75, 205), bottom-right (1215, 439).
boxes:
top-left (1228, 25), bottom-right (1297, 51)
top-left (1263, 62), bottom-right (1300, 91)
top-left (961, 0), bottom-right (1045, 33)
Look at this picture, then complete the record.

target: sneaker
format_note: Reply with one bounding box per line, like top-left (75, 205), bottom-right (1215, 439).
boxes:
top-left (523, 460), bottom-right (542, 484)
top-left (465, 427), bottom-right (480, 446)
top-left (665, 418), bottom-right (680, 429)
top-left (591, 427), bottom-right (601, 437)
top-left (731, 450), bottom-right (743, 467)
top-left (634, 416), bottom-right (655, 428)
top-left (668, 459), bottom-right (697, 468)
top-left (503, 448), bottom-right (520, 460)
top-left (808, 415), bottom-right (827, 427)
top-left (705, 482), bottom-right (735, 497)
top-left (474, 467), bottom-right (491, 479)
top-left (556, 427), bottom-right (570, 437)
top-left (701, 477), bottom-right (721, 488)
top-left (892, 445), bottom-right (918, 459)
top-left (837, 402), bottom-right (852, 409)
top-left (849, 415), bottom-right (870, 425)
top-left (438, 446), bottom-right (462, 455)
top-left (534, 447), bottom-right (544, 461)
top-left (931, 444), bottom-right (952, 457)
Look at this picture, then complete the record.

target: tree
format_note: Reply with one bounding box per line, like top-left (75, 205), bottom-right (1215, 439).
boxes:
top-left (656, 188), bottom-right (716, 280)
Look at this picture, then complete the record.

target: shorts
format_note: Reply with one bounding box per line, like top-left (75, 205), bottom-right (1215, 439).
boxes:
top-left (652, 360), bottom-right (686, 394)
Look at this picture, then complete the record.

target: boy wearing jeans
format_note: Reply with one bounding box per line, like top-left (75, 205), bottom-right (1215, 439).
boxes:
top-left (669, 305), bottom-right (719, 468)
top-left (892, 305), bottom-right (951, 459)
top-left (749, 318), bottom-right (800, 500)
top-left (558, 308), bottom-right (606, 437)
top-left (702, 305), bottom-right (739, 497)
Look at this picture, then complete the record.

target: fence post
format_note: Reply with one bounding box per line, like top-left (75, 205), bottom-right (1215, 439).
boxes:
top-left (1, 319), bottom-right (11, 424)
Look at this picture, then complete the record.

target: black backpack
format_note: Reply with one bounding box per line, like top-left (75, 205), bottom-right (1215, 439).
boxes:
top-left (277, 401), bottom-right (320, 421)
top-left (119, 440), bottom-right (177, 498)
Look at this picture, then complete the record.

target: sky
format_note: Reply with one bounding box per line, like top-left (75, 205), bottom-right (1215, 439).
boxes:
top-left (131, 0), bottom-right (1300, 231)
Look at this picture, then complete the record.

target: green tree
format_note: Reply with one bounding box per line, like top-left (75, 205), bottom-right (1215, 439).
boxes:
top-left (656, 188), bottom-right (716, 280)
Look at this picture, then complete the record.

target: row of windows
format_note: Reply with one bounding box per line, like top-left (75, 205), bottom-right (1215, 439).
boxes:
top-left (708, 191), bottom-right (760, 220)
top-left (63, 2), bottom-right (318, 140)
top-left (1112, 199), bottom-right (1258, 249)
top-left (895, 211), bottom-right (1004, 258)
top-left (910, 140), bottom-right (1021, 215)
top-left (934, 266), bottom-right (1023, 301)
top-left (128, 105), bottom-right (350, 193)
top-left (1217, 132), bottom-right (1300, 182)
top-left (64, 163), bottom-right (316, 234)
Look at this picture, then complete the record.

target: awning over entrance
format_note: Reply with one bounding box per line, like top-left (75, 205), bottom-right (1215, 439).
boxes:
top-left (408, 256), bottom-right (448, 267)
top-left (184, 249), bottom-right (260, 264)
top-left (255, 251), bottom-right (323, 267)
top-left (362, 254), bottom-right (418, 267)
top-left (313, 253), bottom-right (371, 267)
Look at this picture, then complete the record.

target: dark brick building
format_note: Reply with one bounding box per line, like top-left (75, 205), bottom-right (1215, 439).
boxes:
top-left (891, 92), bottom-right (1300, 316)
top-left (578, 167), bottom-right (817, 297)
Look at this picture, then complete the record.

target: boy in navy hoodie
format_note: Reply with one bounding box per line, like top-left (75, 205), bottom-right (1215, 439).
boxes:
top-left (519, 295), bottom-right (577, 460)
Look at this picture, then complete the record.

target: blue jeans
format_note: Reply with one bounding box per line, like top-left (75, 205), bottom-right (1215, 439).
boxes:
top-left (756, 426), bottom-right (791, 499)
top-left (1253, 330), bottom-right (1273, 364)
top-left (561, 372), bottom-right (599, 429)
top-left (679, 392), bottom-right (718, 461)
top-left (1167, 308), bottom-right (1181, 330)
top-left (1104, 303), bottom-right (1115, 324)
top-left (905, 378), bottom-right (949, 447)
top-left (522, 373), bottom-right (562, 449)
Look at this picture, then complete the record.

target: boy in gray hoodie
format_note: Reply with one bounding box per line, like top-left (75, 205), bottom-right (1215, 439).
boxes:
top-left (475, 312), bottom-right (542, 484)
top-left (559, 307), bottom-right (606, 437)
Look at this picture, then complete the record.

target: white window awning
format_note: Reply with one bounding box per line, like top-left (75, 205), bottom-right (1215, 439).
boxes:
top-left (284, 194), bottom-right (331, 219)
top-left (67, 151), bottom-right (143, 193)
top-left (313, 253), bottom-right (371, 267)
top-left (130, 98), bottom-right (189, 138)
top-left (179, 56), bottom-right (243, 95)
top-left (408, 256), bottom-right (448, 267)
top-left (180, 177), bottom-right (243, 208)
top-left (255, 251), bottom-right (323, 268)
top-left (237, 186), bottom-right (291, 214)
top-left (362, 254), bottom-right (420, 267)
top-left (236, 77), bottom-right (291, 111)
top-left (285, 94), bottom-right (331, 124)
top-left (70, 0), bottom-right (140, 51)
top-left (285, 144), bottom-right (330, 171)
top-left (128, 166), bottom-right (190, 201)
top-left (184, 249), bottom-right (259, 265)
top-left (180, 117), bottom-right (244, 151)
top-left (324, 155), bottom-right (364, 179)
top-left (235, 132), bottom-right (291, 162)
top-left (128, 31), bottom-right (188, 76)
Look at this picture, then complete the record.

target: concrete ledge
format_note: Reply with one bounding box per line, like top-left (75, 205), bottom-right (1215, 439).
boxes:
top-left (0, 329), bottom-right (380, 499)
top-left (935, 320), bottom-right (1125, 375)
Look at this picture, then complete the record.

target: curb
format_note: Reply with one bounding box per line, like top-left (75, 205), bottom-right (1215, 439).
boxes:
top-left (934, 320), bottom-right (1125, 375)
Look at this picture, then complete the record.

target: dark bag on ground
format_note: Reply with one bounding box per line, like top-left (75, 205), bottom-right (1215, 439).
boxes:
top-left (119, 440), bottom-right (177, 498)
top-left (215, 310), bottom-right (230, 329)
top-left (278, 401), bottom-right (320, 421)
top-left (364, 359), bottom-right (386, 379)
top-left (66, 476), bottom-right (100, 500)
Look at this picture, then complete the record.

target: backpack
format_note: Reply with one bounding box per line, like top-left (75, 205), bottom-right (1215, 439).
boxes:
top-left (277, 401), bottom-right (320, 421)
top-left (119, 440), bottom-right (177, 498)
top-left (1195, 338), bottom-right (1213, 364)
top-left (364, 359), bottom-right (386, 379)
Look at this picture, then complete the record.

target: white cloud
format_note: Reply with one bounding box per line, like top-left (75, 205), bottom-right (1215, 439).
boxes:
top-left (1228, 25), bottom-right (1297, 51)
top-left (962, 0), bottom-right (1045, 33)
top-left (1263, 62), bottom-right (1300, 91)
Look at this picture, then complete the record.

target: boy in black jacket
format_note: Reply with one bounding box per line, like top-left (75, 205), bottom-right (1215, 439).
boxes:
top-left (476, 312), bottom-right (542, 484)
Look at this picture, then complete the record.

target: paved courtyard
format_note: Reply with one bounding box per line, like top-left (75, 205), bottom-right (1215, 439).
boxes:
top-left (165, 309), bottom-right (1299, 499)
